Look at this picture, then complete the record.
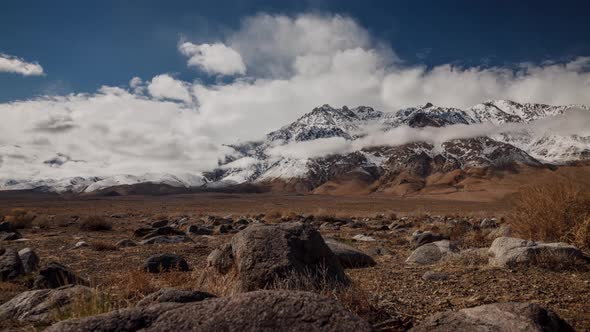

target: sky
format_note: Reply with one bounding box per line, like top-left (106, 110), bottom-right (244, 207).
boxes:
top-left (0, 0), bottom-right (589, 180)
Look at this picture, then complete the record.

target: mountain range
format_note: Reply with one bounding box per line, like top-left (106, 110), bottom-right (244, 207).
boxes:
top-left (1, 99), bottom-right (589, 196)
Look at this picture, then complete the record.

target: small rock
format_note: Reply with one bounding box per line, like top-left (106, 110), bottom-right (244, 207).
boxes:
top-left (422, 271), bottom-right (449, 281)
top-left (480, 218), bottom-right (498, 228)
top-left (0, 231), bottom-right (22, 241)
top-left (34, 262), bottom-right (88, 289)
top-left (0, 248), bottom-right (25, 281)
top-left (136, 288), bottom-right (215, 306)
top-left (142, 226), bottom-right (186, 239)
top-left (352, 234), bottom-right (376, 242)
top-left (151, 220), bottom-right (168, 228)
top-left (133, 227), bottom-right (154, 237)
top-left (116, 239), bottom-right (138, 248)
top-left (18, 248), bottom-right (40, 274)
top-left (0, 221), bottom-right (14, 232)
top-left (187, 224), bottom-right (213, 235)
top-left (141, 235), bottom-right (193, 245)
top-left (216, 224), bottom-right (231, 234)
top-left (411, 231), bottom-right (448, 247)
top-left (73, 241), bottom-right (89, 249)
top-left (143, 254), bottom-right (189, 273)
top-left (406, 240), bottom-right (459, 265)
top-left (324, 238), bottom-right (376, 268)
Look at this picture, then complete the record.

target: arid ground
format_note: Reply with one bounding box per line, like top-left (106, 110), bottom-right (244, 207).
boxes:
top-left (1, 191), bottom-right (589, 331)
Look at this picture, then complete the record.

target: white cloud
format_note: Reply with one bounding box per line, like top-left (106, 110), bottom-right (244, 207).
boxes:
top-left (147, 74), bottom-right (192, 103)
top-left (1, 13), bottom-right (590, 181)
top-left (179, 42), bottom-right (246, 76)
top-left (0, 53), bottom-right (44, 76)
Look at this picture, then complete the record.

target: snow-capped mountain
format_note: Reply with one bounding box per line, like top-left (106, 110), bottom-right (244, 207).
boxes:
top-left (1, 99), bottom-right (588, 195)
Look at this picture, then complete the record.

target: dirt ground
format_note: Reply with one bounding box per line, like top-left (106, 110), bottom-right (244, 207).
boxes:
top-left (1, 192), bottom-right (589, 331)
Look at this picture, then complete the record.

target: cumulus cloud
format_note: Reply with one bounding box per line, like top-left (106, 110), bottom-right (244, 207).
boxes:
top-left (179, 42), bottom-right (246, 76)
top-left (0, 53), bottom-right (44, 76)
top-left (147, 74), bottom-right (192, 103)
top-left (1, 13), bottom-right (590, 181)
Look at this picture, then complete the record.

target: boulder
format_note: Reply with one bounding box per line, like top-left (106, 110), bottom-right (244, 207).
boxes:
top-left (46, 290), bottom-right (371, 332)
top-left (411, 231), bottom-right (448, 247)
top-left (143, 254), bottom-right (189, 273)
top-left (34, 262), bottom-right (88, 289)
top-left (0, 248), bottom-right (25, 281)
top-left (324, 238), bottom-right (376, 268)
top-left (18, 248), bottom-right (39, 274)
top-left (406, 240), bottom-right (459, 265)
top-left (136, 288), bottom-right (215, 306)
top-left (0, 285), bottom-right (92, 324)
top-left (116, 239), bottom-right (138, 248)
top-left (410, 302), bottom-right (574, 332)
top-left (186, 224), bottom-right (213, 235)
top-left (488, 237), bottom-right (584, 268)
top-left (140, 235), bottom-right (193, 245)
top-left (209, 223), bottom-right (348, 292)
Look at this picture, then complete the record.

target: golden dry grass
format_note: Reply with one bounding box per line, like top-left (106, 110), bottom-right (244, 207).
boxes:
top-left (510, 180), bottom-right (590, 245)
top-left (3, 208), bottom-right (36, 229)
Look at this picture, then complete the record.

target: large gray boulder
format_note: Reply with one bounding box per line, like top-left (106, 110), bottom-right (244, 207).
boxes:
top-left (0, 248), bottom-right (25, 281)
top-left (0, 285), bottom-right (92, 324)
top-left (489, 237), bottom-right (584, 268)
top-left (136, 288), bottom-right (215, 306)
top-left (406, 240), bottom-right (459, 265)
top-left (46, 290), bottom-right (371, 332)
top-left (324, 238), bottom-right (376, 268)
top-left (208, 223), bottom-right (348, 292)
top-left (410, 302), bottom-right (573, 332)
top-left (18, 248), bottom-right (40, 274)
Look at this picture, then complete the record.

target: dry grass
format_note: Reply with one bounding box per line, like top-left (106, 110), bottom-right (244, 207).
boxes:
top-left (3, 208), bottom-right (36, 229)
top-left (571, 216), bottom-right (590, 250)
top-left (53, 289), bottom-right (120, 322)
top-left (79, 216), bottom-right (112, 231)
top-left (91, 241), bottom-right (119, 251)
top-left (510, 180), bottom-right (590, 245)
top-left (440, 249), bottom-right (489, 267)
top-left (528, 250), bottom-right (589, 272)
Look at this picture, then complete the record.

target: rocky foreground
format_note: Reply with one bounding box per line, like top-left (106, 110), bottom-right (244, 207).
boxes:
top-left (0, 211), bottom-right (589, 331)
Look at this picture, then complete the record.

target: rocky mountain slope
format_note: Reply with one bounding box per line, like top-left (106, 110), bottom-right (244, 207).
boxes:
top-left (1, 100), bottom-right (588, 195)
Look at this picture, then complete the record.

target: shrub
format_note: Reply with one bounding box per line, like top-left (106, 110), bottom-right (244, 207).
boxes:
top-left (79, 216), bottom-right (112, 231)
top-left (510, 180), bottom-right (590, 244)
top-left (4, 208), bottom-right (36, 229)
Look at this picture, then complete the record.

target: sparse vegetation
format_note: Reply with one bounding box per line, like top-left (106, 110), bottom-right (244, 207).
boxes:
top-left (510, 180), bottom-right (590, 245)
top-left (91, 241), bottom-right (118, 251)
top-left (79, 216), bottom-right (112, 231)
top-left (4, 208), bottom-right (36, 229)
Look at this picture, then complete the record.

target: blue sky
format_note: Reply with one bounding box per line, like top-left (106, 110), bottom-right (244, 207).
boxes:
top-left (1, 0), bottom-right (589, 102)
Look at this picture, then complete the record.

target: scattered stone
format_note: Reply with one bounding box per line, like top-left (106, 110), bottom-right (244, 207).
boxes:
top-left (150, 220), bottom-right (168, 228)
top-left (116, 239), bottom-right (138, 248)
top-left (133, 227), bottom-right (154, 237)
top-left (480, 218), bottom-right (498, 228)
top-left (411, 231), bottom-right (448, 247)
top-left (137, 288), bottom-right (215, 306)
top-left (209, 223), bottom-right (348, 292)
top-left (324, 238), bottom-right (376, 268)
top-left (320, 222), bottom-right (340, 231)
top-left (352, 234), bottom-right (376, 242)
top-left (46, 290), bottom-right (371, 332)
top-left (34, 262), bottom-right (88, 289)
top-left (140, 235), bottom-right (193, 245)
top-left (206, 243), bottom-right (234, 274)
top-left (488, 236), bottom-right (584, 268)
top-left (0, 248), bottom-right (25, 281)
top-left (18, 248), bottom-right (40, 274)
top-left (0, 221), bottom-right (14, 232)
top-left (143, 254), bottom-right (189, 273)
top-left (142, 226), bottom-right (186, 239)
top-left (0, 231), bottom-right (22, 241)
top-left (186, 224), bottom-right (213, 235)
top-left (234, 218), bottom-right (249, 226)
top-left (215, 224), bottom-right (231, 234)
top-left (73, 241), bottom-right (89, 249)
top-left (406, 240), bottom-right (459, 265)
top-left (422, 271), bottom-right (449, 281)
top-left (0, 285), bottom-right (93, 324)
top-left (410, 302), bottom-right (574, 332)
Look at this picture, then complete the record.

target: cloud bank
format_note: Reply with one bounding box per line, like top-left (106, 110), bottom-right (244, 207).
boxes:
top-left (0, 53), bottom-right (44, 76)
top-left (0, 13), bottom-right (589, 181)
